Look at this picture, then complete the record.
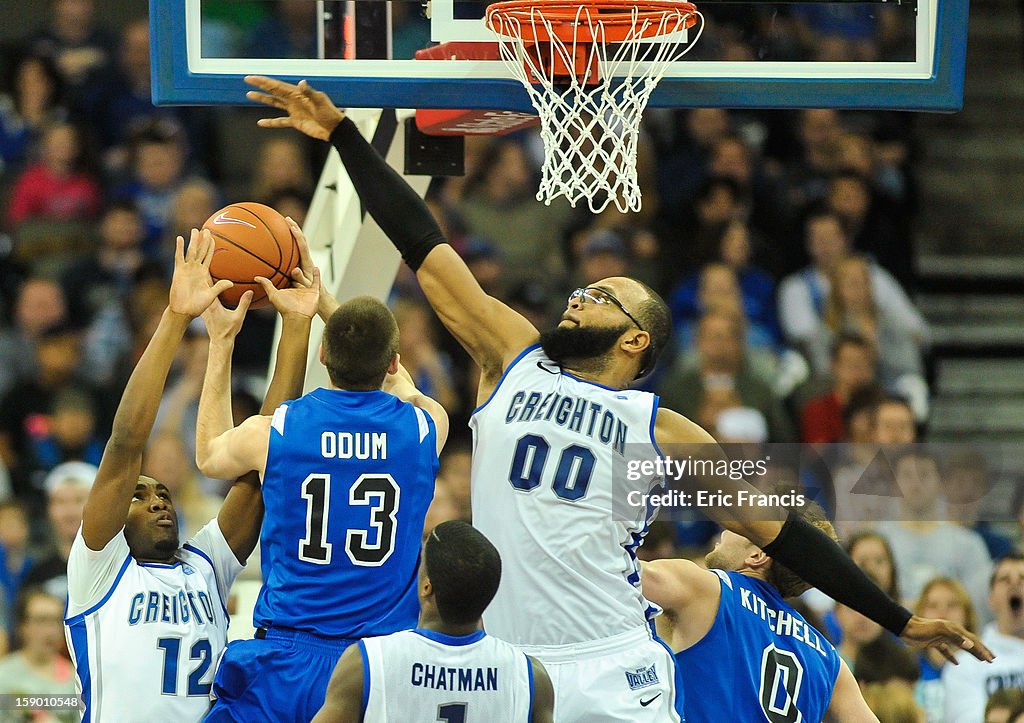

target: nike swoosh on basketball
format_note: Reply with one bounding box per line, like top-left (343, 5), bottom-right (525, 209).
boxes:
top-left (640, 693), bottom-right (662, 707)
top-left (212, 212), bottom-right (257, 229)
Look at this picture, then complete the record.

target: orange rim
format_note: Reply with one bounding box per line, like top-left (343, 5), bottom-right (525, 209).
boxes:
top-left (485, 0), bottom-right (699, 44)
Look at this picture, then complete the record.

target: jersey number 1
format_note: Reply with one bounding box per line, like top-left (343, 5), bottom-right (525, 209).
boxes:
top-left (299, 473), bottom-right (400, 566)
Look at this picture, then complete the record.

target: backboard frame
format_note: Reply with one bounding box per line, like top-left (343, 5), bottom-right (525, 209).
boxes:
top-left (150, 0), bottom-right (968, 111)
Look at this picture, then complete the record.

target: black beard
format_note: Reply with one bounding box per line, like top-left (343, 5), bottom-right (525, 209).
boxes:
top-left (539, 322), bottom-right (630, 367)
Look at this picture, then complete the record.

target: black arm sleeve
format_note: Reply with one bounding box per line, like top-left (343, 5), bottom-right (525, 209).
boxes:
top-left (762, 512), bottom-right (913, 635)
top-left (329, 118), bottom-right (446, 270)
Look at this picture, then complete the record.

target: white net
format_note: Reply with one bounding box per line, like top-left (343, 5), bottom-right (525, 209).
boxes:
top-left (487, 2), bottom-right (703, 214)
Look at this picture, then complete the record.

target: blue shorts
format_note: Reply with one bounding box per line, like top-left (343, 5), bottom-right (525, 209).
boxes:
top-left (205, 628), bottom-right (357, 723)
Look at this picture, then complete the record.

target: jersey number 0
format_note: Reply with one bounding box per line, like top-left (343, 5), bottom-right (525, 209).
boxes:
top-left (298, 473), bottom-right (401, 566)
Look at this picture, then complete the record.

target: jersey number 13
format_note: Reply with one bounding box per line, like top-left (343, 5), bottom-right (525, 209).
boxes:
top-left (298, 473), bottom-right (400, 567)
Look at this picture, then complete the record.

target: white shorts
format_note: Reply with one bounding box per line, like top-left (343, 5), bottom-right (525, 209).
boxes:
top-left (516, 626), bottom-right (681, 723)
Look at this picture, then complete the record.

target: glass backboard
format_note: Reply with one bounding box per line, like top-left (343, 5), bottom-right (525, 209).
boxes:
top-left (150, 0), bottom-right (967, 111)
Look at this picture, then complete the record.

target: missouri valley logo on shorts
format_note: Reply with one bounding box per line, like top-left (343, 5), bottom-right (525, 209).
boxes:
top-left (625, 663), bottom-right (659, 690)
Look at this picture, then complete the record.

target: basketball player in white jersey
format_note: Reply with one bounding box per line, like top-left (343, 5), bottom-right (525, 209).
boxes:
top-left (247, 75), bottom-right (991, 722)
top-left (313, 520), bottom-right (554, 722)
top-left (65, 228), bottom-right (318, 722)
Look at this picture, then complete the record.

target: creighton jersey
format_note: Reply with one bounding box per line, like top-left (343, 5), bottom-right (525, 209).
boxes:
top-left (470, 345), bottom-right (663, 646)
top-left (256, 388), bottom-right (437, 638)
top-left (361, 629), bottom-right (534, 722)
top-left (677, 571), bottom-right (841, 723)
top-left (64, 520), bottom-right (242, 723)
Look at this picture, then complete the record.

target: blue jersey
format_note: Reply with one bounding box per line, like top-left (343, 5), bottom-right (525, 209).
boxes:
top-left (254, 388), bottom-right (438, 639)
top-left (677, 571), bottom-right (841, 723)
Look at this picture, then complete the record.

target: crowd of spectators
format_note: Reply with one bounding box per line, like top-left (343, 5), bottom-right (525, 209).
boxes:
top-left (0, 2), bottom-right (1021, 722)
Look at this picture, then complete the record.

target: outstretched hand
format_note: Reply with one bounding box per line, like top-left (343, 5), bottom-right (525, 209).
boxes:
top-left (256, 266), bottom-right (321, 320)
top-left (245, 76), bottom-right (345, 142)
top-left (286, 217), bottom-right (339, 320)
top-left (900, 615), bottom-right (995, 664)
top-left (202, 291), bottom-right (254, 344)
top-left (169, 229), bottom-right (235, 319)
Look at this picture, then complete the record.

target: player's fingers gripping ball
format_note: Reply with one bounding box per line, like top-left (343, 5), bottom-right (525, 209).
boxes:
top-left (202, 202), bottom-right (300, 307)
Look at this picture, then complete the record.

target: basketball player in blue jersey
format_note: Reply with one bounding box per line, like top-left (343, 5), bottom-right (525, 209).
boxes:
top-left (245, 75), bottom-right (992, 721)
top-left (64, 227), bottom-right (315, 723)
top-left (642, 502), bottom-right (880, 722)
top-left (312, 520), bottom-right (555, 723)
top-left (195, 264), bottom-right (449, 721)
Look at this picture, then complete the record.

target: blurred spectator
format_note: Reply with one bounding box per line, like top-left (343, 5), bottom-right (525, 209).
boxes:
top-left (877, 450), bottom-right (993, 618)
top-left (243, 0), bottom-right (318, 59)
top-left (394, 300), bottom-right (459, 415)
top-left (0, 501), bottom-right (33, 630)
top-left (826, 170), bottom-right (911, 288)
top-left (875, 395), bottom-right (917, 445)
top-left (833, 601), bottom-right (884, 669)
top-left (0, 322), bottom-right (93, 490)
top-left (669, 222), bottom-right (781, 351)
top-left (655, 108), bottom-right (732, 218)
top-left (777, 210), bottom-right (926, 355)
top-left (0, 588), bottom-right (75, 716)
top-left (943, 553), bottom-right (1024, 723)
top-left (437, 443), bottom-right (472, 523)
top-left (800, 332), bottom-right (876, 442)
top-left (23, 385), bottom-right (104, 483)
top-left (22, 462), bottom-right (95, 602)
top-left (862, 680), bottom-right (926, 723)
top-left (459, 140), bottom-right (572, 284)
top-left (706, 134), bottom-right (784, 247)
top-left (0, 277), bottom-right (67, 399)
top-left (662, 175), bottom-right (745, 281)
top-left (0, 54), bottom-right (67, 174)
top-left (461, 237), bottom-right (506, 298)
top-left (914, 577), bottom-right (978, 722)
top-left (158, 177), bottom-right (221, 270)
top-left (26, 0), bottom-right (117, 98)
top-left (60, 200), bottom-right (147, 328)
top-left (142, 431), bottom-right (220, 540)
top-left (854, 633), bottom-right (919, 686)
top-left (265, 186), bottom-right (310, 228)
top-left (944, 449), bottom-right (1016, 561)
top-left (571, 229), bottom-right (631, 290)
top-left (422, 478), bottom-right (461, 537)
top-left (112, 117), bottom-right (189, 257)
top-left (837, 131), bottom-right (910, 208)
top-left (986, 688), bottom-right (1024, 723)
top-left (250, 136), bottom-right (313, 203)
top-left (657, 307), bottom-right (795, 441)
top-left (75, 17), bottom-right (216, 180)
top-left (6, 120), bottom-right (101, 227)
top-left (810, 255), bottom-right (928, 418)
top-left (778, 109), bottom-right (845, 219)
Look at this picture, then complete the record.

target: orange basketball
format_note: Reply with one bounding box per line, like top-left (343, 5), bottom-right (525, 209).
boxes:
top-left (202, 202), bottom-right (299, 308)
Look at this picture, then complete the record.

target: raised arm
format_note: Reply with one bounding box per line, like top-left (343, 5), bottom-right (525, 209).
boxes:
top-left (196, 269), bottom-right (321, 482)
top-left (82, 230), bottom-right (233, 550)
top-left (382, 360), bottom-right (449, 455)
top-left (214, 270), bottom-right (318, 561)
top-left (653, 407), bottom-right (995, 663)
top-left (312, 643), bottom-right (364, 723)
top-left (244, 75), bottom-right (538, 381)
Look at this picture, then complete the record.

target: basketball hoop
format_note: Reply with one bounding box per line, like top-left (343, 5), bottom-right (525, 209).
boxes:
top-left (486, 0), bottom-right (703, 214)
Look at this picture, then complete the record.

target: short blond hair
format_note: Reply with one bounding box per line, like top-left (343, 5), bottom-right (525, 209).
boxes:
top-left (915, 576), bottom-right (978, 634)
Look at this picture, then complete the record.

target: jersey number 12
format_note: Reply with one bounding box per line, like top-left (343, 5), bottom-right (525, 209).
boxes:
top-left (299, 473), bottom-right (400, 566)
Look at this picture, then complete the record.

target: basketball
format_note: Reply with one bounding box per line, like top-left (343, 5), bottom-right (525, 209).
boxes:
top-left (202, 202), bottom-right (299, 308)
